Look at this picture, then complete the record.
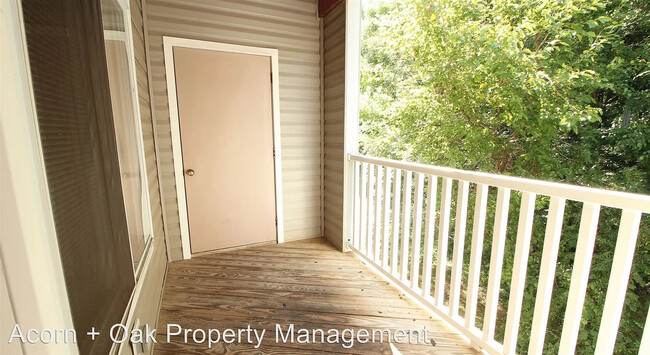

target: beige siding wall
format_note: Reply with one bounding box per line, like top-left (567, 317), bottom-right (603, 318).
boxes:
top-left (322, 2), bottom-right (345, 249)
top-left (131, 0), bottom-right (166, 243)
top-left (119, 3), bottom-right (167, 354)
top-left (144, 0), bottom-right (323, 259)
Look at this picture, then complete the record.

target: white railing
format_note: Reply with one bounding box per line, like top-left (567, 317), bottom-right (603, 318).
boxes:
top-left (347, 154), bottom-right (650, 355)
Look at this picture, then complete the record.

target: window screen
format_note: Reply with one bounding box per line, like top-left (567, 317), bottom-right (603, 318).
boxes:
top-left (22, 0), bottom-right (136, 353)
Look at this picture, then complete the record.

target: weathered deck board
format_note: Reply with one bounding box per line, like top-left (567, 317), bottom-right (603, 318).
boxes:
top-left (155, 238), bottom-right (477, 354)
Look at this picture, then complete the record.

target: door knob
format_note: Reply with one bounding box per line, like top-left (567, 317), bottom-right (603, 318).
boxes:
top-left (186, 169), bottom-right (195, 176)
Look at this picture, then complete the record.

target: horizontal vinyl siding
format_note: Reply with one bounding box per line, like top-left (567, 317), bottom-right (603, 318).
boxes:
top-left (131, 0), bottom-right (165, 246)
top-left (144, 0), bottom-right (322, 259)
top-left (120, 4), bottom-right (168, 355)
top-left (322, 2), bottom-right (345, 249)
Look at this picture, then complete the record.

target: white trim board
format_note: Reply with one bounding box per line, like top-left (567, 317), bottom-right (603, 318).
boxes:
top-left (342, 0), bottom-right (361, 252)
top-left (162, 36), bottom-right (285, 260)
top-left (112, 237), bottom-right (155, 355)
top-left (105, 0), bottom-right (156, 278)
top-left (0, 1), bottom-right (78, 353)
top-left (120, 0), bottom-right (156, 276)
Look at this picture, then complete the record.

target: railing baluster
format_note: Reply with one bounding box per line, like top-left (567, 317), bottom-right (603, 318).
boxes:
top-left (482, 187), bottom-right (511, 341)
top-left (422, 175), bottom-right (438, 298)
top-left (374, 166), bottom-right (383, 261)
top-left (400, 171), bottom-right (413, 282)
top-left (352, 161), bottom-right (361, 249)
top-left (527, 197), bottom-right (567, 355)
top-left (449, 180), bottom-right (470, 317)
top-left (382, 167), bottom-right (392, 269)
top-left (503, 192), bottom-right (537, 354)
top-left (348, 155), bottom-right (650, 355)
top-left (594, 209), bottom-right (642, 354)
top-left (640, 306), bottom-right (650, 355)
top-left (359, 163), bottom-right (368, 252)
top-left (390, 169), bottom-right (402, 275)
top-left (435, 177), bottom-right (453, 306)
top-left (558, 202), bottom-right (600, 354)
top-left (465, 183), bottom-right (489, 329)
top-left (410, 173), bottom-right (425, 289)
top-left (366, 164), bottom-right (375, 257)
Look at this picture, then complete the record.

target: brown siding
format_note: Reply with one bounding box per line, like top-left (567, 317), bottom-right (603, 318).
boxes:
top-left (144, 0), bottom-right (323, 259)
top-left (322, 2), bottom-right (345, 249)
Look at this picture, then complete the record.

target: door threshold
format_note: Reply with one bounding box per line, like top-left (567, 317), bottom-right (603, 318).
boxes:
top-left (191, 240), bottom-right (276, 257)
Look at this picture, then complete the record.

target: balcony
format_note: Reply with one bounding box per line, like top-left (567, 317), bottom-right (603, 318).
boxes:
top-left (6, 0), bottom-right (649, 354)
top-left (154, 154), bottom-right (649, 354)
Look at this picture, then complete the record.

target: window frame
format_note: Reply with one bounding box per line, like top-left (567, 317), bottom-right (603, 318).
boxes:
top-left (101, 0), bottom-right (155, 278)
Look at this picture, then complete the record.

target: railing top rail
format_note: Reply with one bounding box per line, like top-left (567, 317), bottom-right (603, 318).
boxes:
top-left (349, 154), bottom-right (650, 213)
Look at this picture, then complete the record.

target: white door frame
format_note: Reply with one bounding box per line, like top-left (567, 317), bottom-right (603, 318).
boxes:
top-left (163, 36), bottom-right (284, 260)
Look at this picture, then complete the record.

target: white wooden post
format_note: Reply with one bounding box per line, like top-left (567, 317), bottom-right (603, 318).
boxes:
top-left (366, 165), bottom-right (375, 257)
top-left (465, 183), bottom-right (489, 329)
top-left (449, 180), bottom-right (470, 317)
top-left (381, 167), bottom-right (392, 268)
top-left (359, 163), bottom-right (368, 252)
top-left (400, 171), bottom-right (413, 282)
top-left (434, 178), bottom-right (453, 306)
top-left (390, 169), bottom-right (402, 275)
top-left (594, 210), bottom-right (642, 354)
top-left (503, 192), bottom-right (537, 354)
top-left (528, 197), bottom-right (567, 355)
top-left (341, 0), bottom-right (361, 252)
top-left (353, 161), bottom-right (361, 249)
top-left (410, 173), bottom-right (425, 289)
top-left (374, 166), bottom-right (383, 260)
top-left (558, 203), bottom-right (600, 354)
top-left (422, 175), bottom-right (438, 298)
top-left (483, 187), bottom-right (511, 341)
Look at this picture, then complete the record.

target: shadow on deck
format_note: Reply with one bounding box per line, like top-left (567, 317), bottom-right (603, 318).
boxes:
top-left (154, 238), bottom-right (477, 354)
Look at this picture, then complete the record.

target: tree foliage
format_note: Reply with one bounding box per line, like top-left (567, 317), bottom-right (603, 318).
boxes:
top-left (359, 0), bottom-right (649, 353)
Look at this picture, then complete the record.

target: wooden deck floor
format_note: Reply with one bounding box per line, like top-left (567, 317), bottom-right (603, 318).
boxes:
top-left (154, 238), bottom-right (477, 354)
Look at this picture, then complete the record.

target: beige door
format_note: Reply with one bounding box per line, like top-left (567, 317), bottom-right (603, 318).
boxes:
top-left (173, 47), bottom-right (277, 253)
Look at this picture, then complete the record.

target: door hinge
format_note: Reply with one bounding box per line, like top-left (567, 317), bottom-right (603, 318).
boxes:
top-left (270, 71), bottom-right (273, 83)
top-left (275, 217), bottom-right (278, 225)
top-left (273, 148), bottom-right (276, 158)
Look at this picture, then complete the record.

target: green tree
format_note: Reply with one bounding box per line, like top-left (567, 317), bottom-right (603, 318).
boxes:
top-left (360, 0), bottom-right (649, 353)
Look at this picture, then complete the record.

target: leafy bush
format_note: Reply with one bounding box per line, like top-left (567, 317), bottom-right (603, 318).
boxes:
top-left (359, 0), bottom-right (649, 353)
